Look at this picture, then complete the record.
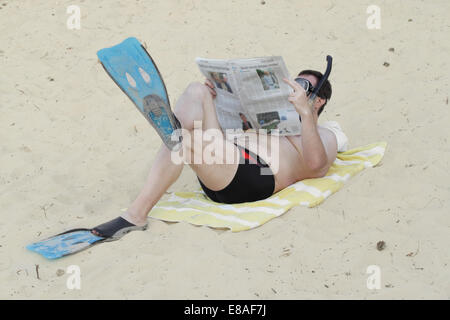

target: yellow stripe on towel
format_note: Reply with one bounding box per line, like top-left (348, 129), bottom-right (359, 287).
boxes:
top-left (149, 141), bottom-right (387, 232)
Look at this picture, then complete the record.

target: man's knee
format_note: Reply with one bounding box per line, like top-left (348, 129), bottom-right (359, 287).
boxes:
top-left (174, 82), bottom-right (211, 129)
top-left (184, 82), bottom-right (210, 101)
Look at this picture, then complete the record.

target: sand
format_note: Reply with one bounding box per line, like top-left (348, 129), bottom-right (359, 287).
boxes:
top-left (0, 0), bottom-right (449, 299)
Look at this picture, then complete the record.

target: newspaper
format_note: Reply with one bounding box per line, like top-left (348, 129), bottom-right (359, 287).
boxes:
top-left (195, 56), bottom-right (301, 136)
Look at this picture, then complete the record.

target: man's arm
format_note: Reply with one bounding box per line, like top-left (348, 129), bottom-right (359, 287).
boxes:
top-left (314, 126), bottom-right (338, 177)
top-left (299, 112), bottom-right (330, 173)
top-left (282, 77), bottom-right (338, 176)
top-left (290, 115), bottom-right (337, 177)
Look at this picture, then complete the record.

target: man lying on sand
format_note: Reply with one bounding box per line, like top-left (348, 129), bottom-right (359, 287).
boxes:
top-left (91, 70), bottom-right (340, 239)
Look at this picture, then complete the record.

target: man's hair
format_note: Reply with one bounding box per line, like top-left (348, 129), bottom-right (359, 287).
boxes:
top-left (297, 69), bottom-right (332, 116)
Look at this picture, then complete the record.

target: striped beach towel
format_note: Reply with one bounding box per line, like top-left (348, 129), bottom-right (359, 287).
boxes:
top-left (149, 141), bottom-right (387, 232)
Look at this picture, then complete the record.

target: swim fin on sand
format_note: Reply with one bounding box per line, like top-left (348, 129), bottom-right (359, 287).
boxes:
top-left (27, 217), bottom-right (148, 260)
top-left (97, 37), bottom-right (182, 150)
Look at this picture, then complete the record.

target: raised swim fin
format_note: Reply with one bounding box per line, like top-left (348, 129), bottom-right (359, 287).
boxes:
top-left (97, 37), bottom-right (182, 150)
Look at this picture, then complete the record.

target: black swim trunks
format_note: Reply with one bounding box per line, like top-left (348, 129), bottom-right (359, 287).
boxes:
top-left (198, 144), bottom-right (275, 204)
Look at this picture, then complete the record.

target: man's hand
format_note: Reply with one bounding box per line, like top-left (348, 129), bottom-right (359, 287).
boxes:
top-left (283, 78), bottom-right (314, 116)
top-left (204, 78), bottom-right (217, 99)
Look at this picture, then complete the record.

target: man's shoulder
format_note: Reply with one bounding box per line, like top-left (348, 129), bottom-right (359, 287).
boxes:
top-left (318, 121), bottom-right (349, 152)
top-left (317, 127), bottom-right (338, 153)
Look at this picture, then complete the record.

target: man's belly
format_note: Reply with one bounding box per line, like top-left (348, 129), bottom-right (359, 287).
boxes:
top-left (233, 132), bottom-right (308, 192)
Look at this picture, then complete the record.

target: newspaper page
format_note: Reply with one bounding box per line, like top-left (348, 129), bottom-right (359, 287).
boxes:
top-left (231, 56), bottom-right (301, 135)
top-left (195, 58), bottom-right (251, 131)
top-left (195, 56), bottom-right (301, 136)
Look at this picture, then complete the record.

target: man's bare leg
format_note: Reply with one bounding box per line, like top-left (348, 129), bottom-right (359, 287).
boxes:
top-left (177, 82), bottom-right (239, 191)
top-left (91, 143), bottom-right (183, 236)
top-left (123, 144), bottom-right (183, 225)
top-left (92, 82), bottom-right (238, 236)
top-left (121, 82), bottom-right (240, 224)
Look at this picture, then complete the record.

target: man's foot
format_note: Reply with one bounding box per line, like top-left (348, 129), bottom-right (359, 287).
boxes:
top-left (91, 215), bottom-right (148, 241)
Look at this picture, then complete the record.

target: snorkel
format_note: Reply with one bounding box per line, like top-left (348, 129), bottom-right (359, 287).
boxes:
top-left (299, 55), bottom-right (333, 122)
top-left (308, 55), bottom-right (333, 105)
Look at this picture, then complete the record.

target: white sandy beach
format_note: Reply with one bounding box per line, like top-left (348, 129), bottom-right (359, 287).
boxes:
top-left (0, 0), bottom-right (449, 299)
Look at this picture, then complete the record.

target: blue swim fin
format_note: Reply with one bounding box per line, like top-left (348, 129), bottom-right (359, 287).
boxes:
top-left (26, 229), bottom-right (105, 260)
top-left (97, 37), bottom-right (182, 150)
top-left (27, 217), bottom-right (148, 259)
